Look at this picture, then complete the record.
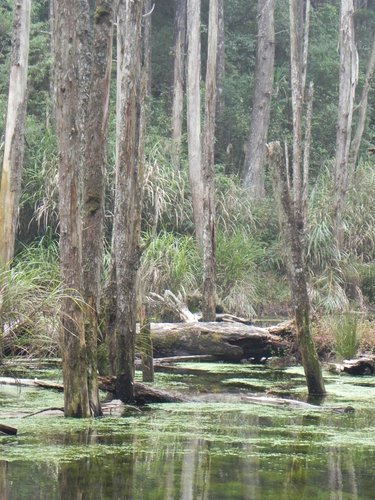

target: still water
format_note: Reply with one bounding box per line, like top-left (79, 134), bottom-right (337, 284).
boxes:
top-left (1, 363), bottom-right (375, 499)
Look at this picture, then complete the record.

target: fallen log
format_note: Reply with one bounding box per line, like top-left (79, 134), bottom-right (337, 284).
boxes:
top-left (0, 376), bottom-right (183, 404)
top-left (0, 423), bottom-right (17, 436)
top-left (99, 377), bottom-right (184, 404)
top-left (147, 321), bottom-right (291, 361)
top-left (328, 357), bottom-right (375, 375)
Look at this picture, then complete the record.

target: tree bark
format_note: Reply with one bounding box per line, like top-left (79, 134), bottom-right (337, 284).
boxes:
top-left (53, 0), bottom-right (91, 417)
top-left (114, 0), bottom-right (145, 403)
top-left (147, 321), bottom-right (290, 361)
top-left (333, 0), bottom-right (358, 248)
top-left (302, 81), bottom-right (314, 225)
top-left (201, 0), bottom-right (219, 321)
top-left (0, 0), bottom-right (31, 268)
top-left (243, 0), bottom-right (275, 198)
top-left (289, 0), bottom-right (311, 220)
top-left (348, 33), bottom-right (375, 172)
top-left (82, 0), bottom-right (114, 417)
top-left (269, 142), bottom-right (326, 396)
top-left (187, 0), bottom-right (203, 243)
top-left (216, 0), bottom-right (225, 117)
top-left (171, 0), bottom-right (187, 169)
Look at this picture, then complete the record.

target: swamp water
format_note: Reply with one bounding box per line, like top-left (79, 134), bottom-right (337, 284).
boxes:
top-left (1, 363), bottom-right (375, 499)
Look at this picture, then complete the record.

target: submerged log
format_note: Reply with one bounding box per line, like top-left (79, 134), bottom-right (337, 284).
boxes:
top-left (328, 357), bottom-right (375, 376)
top-left (0, 376), bottom-right (183, 405)
top-left (147, 321), bottom-right (291, 361)
top-left (99, 377), bottom-right (184, 404)
top-left (0, 423), bottom-right (17, 436)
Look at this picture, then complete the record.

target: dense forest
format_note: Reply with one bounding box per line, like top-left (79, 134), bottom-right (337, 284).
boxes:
top-left (0, 0), bottom-right (375, 416)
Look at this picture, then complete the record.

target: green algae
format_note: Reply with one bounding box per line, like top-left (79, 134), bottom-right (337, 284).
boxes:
top-left (1, 363), bottom-right (375, 498)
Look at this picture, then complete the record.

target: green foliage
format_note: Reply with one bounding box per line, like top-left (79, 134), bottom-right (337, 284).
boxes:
top-left (333, 313), bottom-right (359, 360)
top-left (216, 230), bottom-right (263, 317)
top-left (1, 239), bottom-right (62, 357)
top-left (140, 231), bottom-right (201, 301)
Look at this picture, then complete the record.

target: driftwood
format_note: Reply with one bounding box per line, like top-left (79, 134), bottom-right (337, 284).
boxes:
top-left (0, 376), bottom-right (183, 404)
top-left (147, 321), bottom-right (292, 361)
top-left (0, 423), bottom-right (17, 436)
top-left (328, 357), bottom-right (375, 376)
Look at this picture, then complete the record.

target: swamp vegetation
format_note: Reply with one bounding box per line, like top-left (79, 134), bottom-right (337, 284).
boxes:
top-left (1, 362), bottom-right (375, 498)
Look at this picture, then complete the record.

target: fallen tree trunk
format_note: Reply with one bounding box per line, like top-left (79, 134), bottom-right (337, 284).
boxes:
top-left (0, 376), bottom-right (183, 404)
top-left (145, 321), bottom-right (292, 361)
top-left (0, 423), bottom-right (17, 435)
top-left (328, 357), bottom-right (375, 376)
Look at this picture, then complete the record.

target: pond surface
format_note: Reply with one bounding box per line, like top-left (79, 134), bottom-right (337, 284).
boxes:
top-left (1, 362), bottom-right (375, 499)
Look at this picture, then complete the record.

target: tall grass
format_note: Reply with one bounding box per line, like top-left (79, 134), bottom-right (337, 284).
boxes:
top-left (1, 239), bottom-right (62, 357)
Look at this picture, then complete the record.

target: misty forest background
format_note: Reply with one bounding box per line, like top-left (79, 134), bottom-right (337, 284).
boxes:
top-left (1, 0), bottom-right (375, 363)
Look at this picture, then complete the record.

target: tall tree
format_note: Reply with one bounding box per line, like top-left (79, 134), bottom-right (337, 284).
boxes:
top-left (348, 32), bottom-right (375, 171)
top-left (114, 0), bottom-right (145, 403)
top-left (201, 0), bottom-right (219, 321)
top-left (243, 0), bottom-right (275, 198)
top-left (187, 0), bottom-right (203, 243)
top-left (269, 141), bottom-right (326, 396)
top-left (171, 0), bottom-right (187, 169)
top-left (333, 0), bottom-right (358, 248)
top-left (216, 0), bottom-right (225, 118)
top-left (53, 0), bottom-right (90, 417)
top-left (82, 0), bottom-right (114, 417)
top-left (289, 0), bottom-right (311, 224)
top-left (0, 0), bottom-right (31, 269)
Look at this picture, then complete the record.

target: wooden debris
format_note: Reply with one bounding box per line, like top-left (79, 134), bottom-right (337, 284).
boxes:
top-left (148, 321), bottom-right (290, 361)
top-left (328, 357), bottom-right (375, 376)
top-left (0, 423), bottom-right (17, 436)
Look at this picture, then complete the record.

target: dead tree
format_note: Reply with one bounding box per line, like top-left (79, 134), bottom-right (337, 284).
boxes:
top-left (243, 0), bottom-right (275, 198)
top-left (269, 142), bottom-right (326, 396)
top-left (0, 0), bottom-right (31, 269)
top-left (333, 0), bottom-right (358, 248)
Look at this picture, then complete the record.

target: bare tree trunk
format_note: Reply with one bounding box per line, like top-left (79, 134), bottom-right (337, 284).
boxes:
top-left (269, 142), bottom-right (325, 396)
top-left (143, 0), bottom-right (153, 96)
top-left (333, 0), bottom-right (358, 248)
top-left (82, 0), bottom-right (114, 417)
top-left (216, 0), bottom-right (225, 118)
top-left (348, 33), bottom-right (375, 172)
top-left (53, 0), bottom-right (90, 417)
top-left (302, 81), bottom-right (314, 226)
top-left (201, 0), bottom-right (218, 321)
top-left (0, 0), bottom-right (31, 268)
top-left (114, 0), bottom-right (145, 403)
top-left (171, 0), bottom-right (187, 169)
top-left (187, 0), bottom-right (203, 243)
top-left (243, 0), bottom-right (275, 198)
top-left (289, 0), bottom-right (311, 220)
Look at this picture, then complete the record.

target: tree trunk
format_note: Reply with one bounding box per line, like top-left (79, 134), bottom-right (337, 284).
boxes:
top-left (333, 0), bottom-right (358, 248)
top-left (82, 0), bottom-right (114, 417)
top-left (0, 0), bottom-right (31, 268)
top-left (187, 0), bottom-right (203, 243)
top-left (171, 0), bottom-right (187, 169)
top-left (269, 142), bottom-right (326, 396)
top-left (53, 0), bottom-right (90, 417)
top-left (201, 0), bottom-right (219, 321)
top-left (216, 0), bottom-right (225, 118)
top-left (289, 0), bottom-right (311, 220)
top-left (147, 321), bottom-right (290, 361)
top-left (348, 33), bottom-right (375, 172)
top-left (114, 0), bottom-right (145, 403)
top-left (302, 81), bottom-right (314, 225)
top-left (243, 0), bottom-right (275, 198)
top-left (140, 305), bottom-right (154, 383)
